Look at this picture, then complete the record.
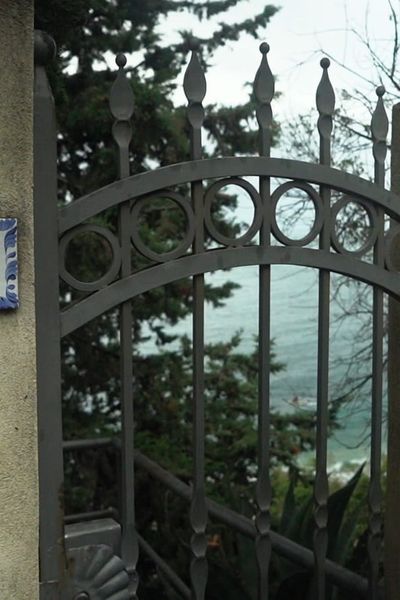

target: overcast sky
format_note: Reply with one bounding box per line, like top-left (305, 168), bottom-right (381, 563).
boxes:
top-left (159, 0), bottom-right (395, 129)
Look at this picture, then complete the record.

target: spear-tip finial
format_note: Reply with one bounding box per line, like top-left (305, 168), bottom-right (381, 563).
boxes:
top-left (254, 42), bottom-right (274, 155)
top-left (116, 53), bottom-right (127, 69)
top-left (183, 38), bottom-right (206, 106)
top-left (254, 41), bottom-right (274, 102)
top-left (316, 56), bottom-right (335, 117)
top-left (34, 30), bottom-right (56, 66)
top-left (320, 57), bottom-right (330, 70)
top-left (371, 85), bottom-right (388, 175)
top-left (376, 85), bottom-right (386, 98)
top-left (188, 37), bottom-right (201, 53)
top-left (109, 52), bottom-right (134, 123)
top-left (371, 84), bottom-right (388, 139)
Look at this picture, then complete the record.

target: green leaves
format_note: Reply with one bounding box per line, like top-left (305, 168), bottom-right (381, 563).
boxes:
top-left (276, 464), bottom-right (366, 599)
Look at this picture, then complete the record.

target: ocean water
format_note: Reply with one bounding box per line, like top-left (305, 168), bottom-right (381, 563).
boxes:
top-left (139, 186), bottom-right (386, 471)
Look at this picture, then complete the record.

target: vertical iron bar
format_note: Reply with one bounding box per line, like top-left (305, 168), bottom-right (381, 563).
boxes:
top-left (385, 102), bottom-right (400, 600)
top-left (254, 42), bottom-right (274, 600)
top-left (312, 58), bottom-right (335, 600)
top-left (109, 53), bottom-right (139, 597)
top-left (368, 85), bottom-right (388, 600)
top-left (183, 40), bottom-right (208, 600)
top-left (34, 31), bottom-right (66, 598)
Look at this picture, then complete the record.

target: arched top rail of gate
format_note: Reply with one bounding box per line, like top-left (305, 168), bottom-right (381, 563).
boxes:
top-left (52, 37), bottom-right (400, 340)
top-left (59, 157), bottom-right (400, 234)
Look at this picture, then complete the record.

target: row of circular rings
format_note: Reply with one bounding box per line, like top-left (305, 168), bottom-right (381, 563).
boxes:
top-left (59, 178), bottom-right (385, 292)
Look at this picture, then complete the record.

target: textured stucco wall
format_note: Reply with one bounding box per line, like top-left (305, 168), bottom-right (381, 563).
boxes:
top-left (0, 2), bottom-right (38, 599)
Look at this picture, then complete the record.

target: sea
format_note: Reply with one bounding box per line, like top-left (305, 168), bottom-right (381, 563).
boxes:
top-left (139, 187), bottom-right (387, 475)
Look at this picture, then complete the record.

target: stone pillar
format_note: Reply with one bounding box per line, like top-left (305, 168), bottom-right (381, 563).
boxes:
top-left (0, 2), bottom-right (38, 600)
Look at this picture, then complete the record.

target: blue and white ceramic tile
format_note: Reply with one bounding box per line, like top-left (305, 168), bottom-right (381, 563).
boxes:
top-left (0, 218), bottom-right (18, 310)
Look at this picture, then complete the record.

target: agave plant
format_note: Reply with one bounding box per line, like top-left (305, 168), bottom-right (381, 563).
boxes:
top-left (274, 463), bottom-right (366, 600)
top-left (208, 464), bottom-right (367, 599)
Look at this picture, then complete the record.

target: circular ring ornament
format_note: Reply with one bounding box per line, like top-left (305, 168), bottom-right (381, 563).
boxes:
top-left (204, 177), bottom-right (263, 246)
top-left (331, 195), bottom-right (378, 257)
top-left (130, 191), bottom-right (195, 262)
top-left (62, 544), bottom-right (130, 600)
top-left (271, 181), bottom-right (324, 246)
top-left (59, 225), bottom-right (122, 292)
top-left (384, 224), bottom-right (400, 272)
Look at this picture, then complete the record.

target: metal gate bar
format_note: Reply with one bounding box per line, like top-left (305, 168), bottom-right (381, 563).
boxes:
top-left (312, 57), bottom-right (335, 600)
top-left (254, 42), bottom-right (274, 600)
top-left (184, 42), bottom-right (209, 600)
top-left (34, 32), bottom-right (65, 595)
top-left (369, 86), bottom-right (388, 598)
top-left (135, 449), bottom-right (377, 598)
top-left (109, 52), bottom-right (139, 597)
top-left (62, 438), bottom-right (380, 598)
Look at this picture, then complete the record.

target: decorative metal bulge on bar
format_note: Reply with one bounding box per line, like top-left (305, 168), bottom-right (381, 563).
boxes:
top-left (34, 28), bottom-right (398, 599)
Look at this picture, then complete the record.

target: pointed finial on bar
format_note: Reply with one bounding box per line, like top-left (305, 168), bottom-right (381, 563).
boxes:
top-left (183, 38), bottom-right (206, 160)
top-left (109, 53), bottom-right (134, 177)
top-left (316, 58), bottom-right (335, 124)
top-left (34, 30), bottom-right (56, 66)
top-left (184, 38), bottom-right (206, 111)
top-left (316, 58), bottom-right (335, 165)
top-left (254, 42), bottom-right (274, 105)
top-left (109, 53), bottom-right (134, 122)
top-left (371, 86), bottom-right (388, 184)
top-left (34, 30), bottom-right (57, 104)
top-left (254, 42), bottom-right (274, 156)
top-left (109, 53), bottom-right (134, 178)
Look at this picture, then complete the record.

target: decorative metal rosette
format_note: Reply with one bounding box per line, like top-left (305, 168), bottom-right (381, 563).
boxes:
top-left (62, 544), bottom-right (130, 600)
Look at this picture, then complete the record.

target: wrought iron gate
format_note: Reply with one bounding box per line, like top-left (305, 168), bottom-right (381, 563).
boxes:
top-left (34, 28), bottom-right (399, 599)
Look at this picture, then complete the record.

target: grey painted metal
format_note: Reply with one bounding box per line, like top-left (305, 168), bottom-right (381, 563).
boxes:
top-left (62, 439), bottom-right (381, 596)
top-left (64, 509), bottom-right (119, 525)
top-left (271, 181), bottom-right (324, 246)
top-left (385, 102), bottom-right (400, 600)
top-left (62, 439), bottom-right (382, 597)
top-left (109, 53), bottom-right (139, 598)
top-left (254, 41), bottom-right (274, 600)
top-left (312, 57), bottom-right (335, 600)
top-left (331, 195), bottom-right (378, 257)
top-left (59, 224), bottom-right (122, 292)
top-left (63, 438), bottom-right (116, 451)
top-left (35, 36), bottom-right (398, 598)
top-left (138, 535), bottom-right (191, 599)
top-left (65, 519), bottom-right (121, 556)
top-left (204, 177), bottom-right (263, 245)
top-left (58, 157), bottom-right (400, 233)
top-left (34, 31), bottom-right (66, 599)
top-left (63, 544), bottom-right (130, 600)
top-left (131, 191), bottom-right (195, 261)
top-left (134, 449), bottom-right (381, 598)
top-left (61, 246), bottom-right (400, 338)
top-left (368, 86), bottom-right (388, 599)
top-left (184, 40), bottom-right (208, 600)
